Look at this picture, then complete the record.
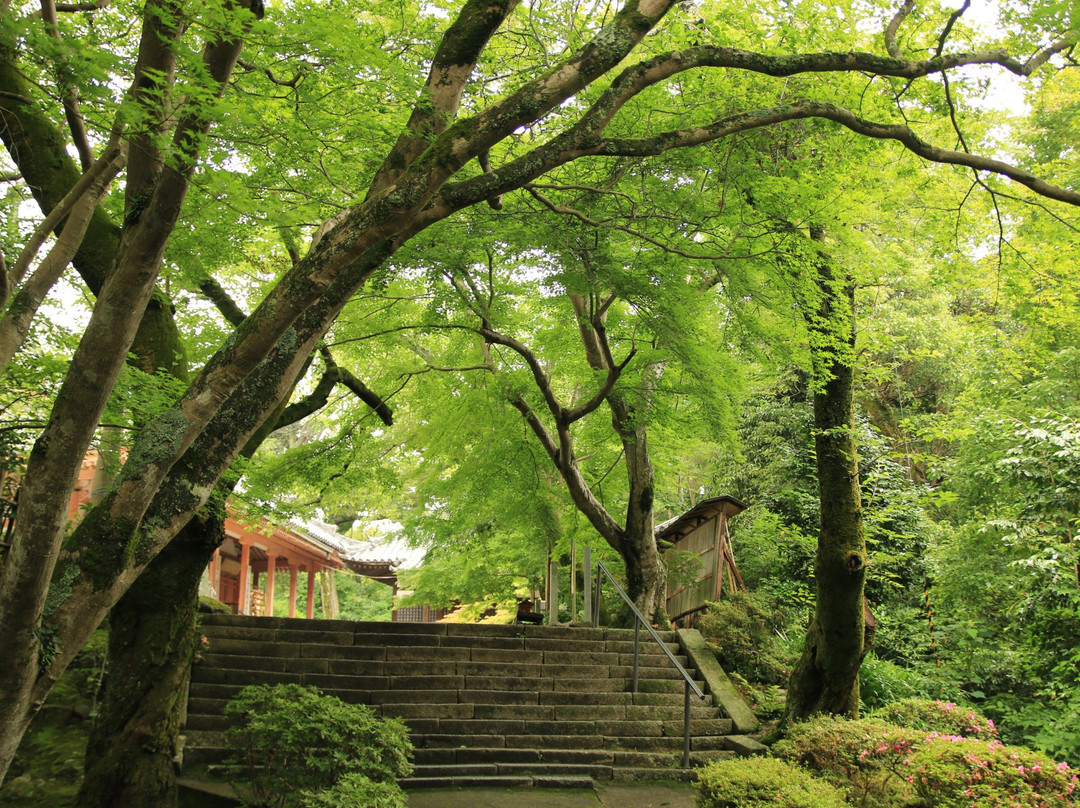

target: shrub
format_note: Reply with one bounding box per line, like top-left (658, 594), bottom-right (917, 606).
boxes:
top-left (775, 713), bottom-right (1079, 808)
top-left (774, 716), bottom-right (922, 808)
top-left (697, 591), bottom-right (793, 684)
top-left (859, 654), bottom-right (928, 711)
top-left (872, 698), bottom-right (997, 739)
top-left (224, 684), bottom-right (412, 808)
top-left (906, 735), bottom-right (1078, 808)
top-left (299, 773), bottom-right (406, 808)
top-left (697, 756), bottom-right (848, 808)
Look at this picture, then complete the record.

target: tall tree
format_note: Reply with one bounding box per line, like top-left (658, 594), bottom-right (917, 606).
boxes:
top-left (1, 0), bottom-right (1078, 781)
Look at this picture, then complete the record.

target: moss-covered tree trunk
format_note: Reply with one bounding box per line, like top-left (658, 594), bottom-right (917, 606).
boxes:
top-left (76, 509), bottom-right (222, 808)
top-left (784, 239), bottom-right (869, 723)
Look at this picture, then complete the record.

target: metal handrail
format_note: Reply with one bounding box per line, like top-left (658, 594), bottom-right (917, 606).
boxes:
top-left (593, 561), bottom-right (704, 767)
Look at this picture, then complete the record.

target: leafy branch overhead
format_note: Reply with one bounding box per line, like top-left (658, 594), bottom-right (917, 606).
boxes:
top-left (0, 0), bottom-right (1079, 787)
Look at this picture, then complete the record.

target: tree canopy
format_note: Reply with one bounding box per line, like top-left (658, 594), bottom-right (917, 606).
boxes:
top-left (2, 0), bottom-right (1080, 789)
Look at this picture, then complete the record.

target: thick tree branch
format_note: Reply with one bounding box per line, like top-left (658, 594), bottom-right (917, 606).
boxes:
top-left (480, 326), bottom-right (566, 422)
top-left (198, 276), bottom-right (247, 327)
top-left (884, 0), bottom-right (914, 59)
top-left (367, 0), bottom-right (521, 198)
top-left (594, 101), bottom-right (1080, 207)
top-left (196, 279), bottom-right (394, 426)
top-left (318, 346), bottom-right (393, 426)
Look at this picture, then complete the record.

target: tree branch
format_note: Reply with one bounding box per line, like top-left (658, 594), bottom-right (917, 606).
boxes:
top-left (590, 102), bottom-right (1080, 206)
top-left (935, 0), bottom-right (971, 58)
top-left (525, 184), bottom-right (740, 261)
top-left (198, 276), bottom-right (247, 327)
top-left (884, 0), bottom-right (914, 59)
top-left (5, 140), bottom-right (124, 296)
top-left (366, 0), bottom-right (521, 198)
top-left (0, 146), bottom-right (124, 368)
top-left (40, 0), bottom-right (94, 170)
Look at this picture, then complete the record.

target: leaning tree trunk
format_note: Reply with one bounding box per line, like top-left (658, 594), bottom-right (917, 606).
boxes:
top-left (76, 508), bottom-right (223, 808)
top-left (784, 244), bottom-right (870, 723)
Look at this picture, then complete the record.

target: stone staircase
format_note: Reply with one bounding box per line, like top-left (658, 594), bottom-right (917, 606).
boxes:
top-left (183, 615), bottom-right (749, 788)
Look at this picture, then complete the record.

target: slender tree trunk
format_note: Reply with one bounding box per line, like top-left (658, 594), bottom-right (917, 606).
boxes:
top-left (784, 246), bottom-right (869, 723)
top-left (76, 509), bottom-right (222, 808)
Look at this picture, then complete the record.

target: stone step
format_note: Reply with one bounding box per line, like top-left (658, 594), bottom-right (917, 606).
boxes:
top-left (202, 637), bottom-right (686, 667)
top-left (197, 614), bottom-right (677, 643)
top-left (188, 686), bottom-right (702, 710)
top-left (411, 762), bottom-right (616, 781)
top-left (190, 667), bottom-right (701, 696)
top-left (402, 774), bottom-right (594, 790)
top-left (193, 655), bottom-right (695, 684)
top-left (411, 746), bottom-right (733, 769)
top-left (185, 616), bottom-right (739, 788)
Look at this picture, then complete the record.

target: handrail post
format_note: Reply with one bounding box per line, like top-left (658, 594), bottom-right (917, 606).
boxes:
top-left (682, 680), bottom-right (691, 768)
top-left (583, 546), bottom-right (592, 625)
top-left (593, 564), bottom-right (602, 625)
top-left (632, 618), bottom-right (640, 694)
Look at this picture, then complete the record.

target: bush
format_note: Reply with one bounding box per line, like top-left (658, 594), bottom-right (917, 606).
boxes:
top-left (224, 684), bottom-right (412, 808)
top-left (774, 716), bottom-right (922, 808)
top-left (872, 698), bottom-right (997, 739)
top-left (906, 735), bottom-right (1078, 808)
top-left (697, 756), bottom-right (848, 808)
top-left (697, 591), bottom-right (793, 684)
top-left (859, 654), bottom-right (928, 711)
top-left (775, 713), bottom-right (1079, 808)
top-left (299, 773), bottom-right (406, 808)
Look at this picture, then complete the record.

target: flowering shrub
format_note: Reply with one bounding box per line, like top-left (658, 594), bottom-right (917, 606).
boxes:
top-left (906, 735), bottom-right (1078, 808)
top-left (193, 633), bottom-right (210, 663)
top-left (773, 717), bottom-right (923, 807)
top-left (697, 756), bottom-right (848, 808)
top-left (873, 699), bottom-right (997, 739)
top-left (774, 713), bottom-right (1078, 808)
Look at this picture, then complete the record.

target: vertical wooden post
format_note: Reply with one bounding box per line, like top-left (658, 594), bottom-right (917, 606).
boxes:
top-left (306, 567), bottom-right (316, 619)
top-left (712, 515), bottom-right (725, 601)
top-left (569, 539), bottom-right (577, 622)
top-left (265, 555), bottom-right (276, 617)
top-left (583, 546), bottom-right (592, 626)
top-left (288, 567), bottom-right (298, 618)
top-left (238, 541), bottom-right (251, 615)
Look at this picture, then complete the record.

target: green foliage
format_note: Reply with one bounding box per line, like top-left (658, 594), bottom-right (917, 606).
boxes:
top-left (905, 736), bottom-right (1078, 808)
top-left (0, 630), bottom-right (107, 806)
top-left (775, 714), bottom-right (1079, 808)
top-left (696, 756), bottom-right (848, 808)
top-left (697, 591), bottom-right (794, 685)
top-left (774, 716), bottom-right (924, 807)
top-left (333, 573), bottom-right (394, 623)
top-left (223, 684), bottom-right (412, 808)
top-left (298, 773), bottom-right (406, 808)
top-left (858, 656), bottom-right (932, 712)
top-left (872, 699), bottom-right (997, 739)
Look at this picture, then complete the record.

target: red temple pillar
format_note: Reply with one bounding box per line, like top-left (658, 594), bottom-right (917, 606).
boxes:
top-left (265, 555), bottom-right (276, 617)
top-left (306, 567), bottom-right (316, 619)
top-left (288, 567), bottom-right (298, 618)
top-left (238, 541), bottom-right (251, 615)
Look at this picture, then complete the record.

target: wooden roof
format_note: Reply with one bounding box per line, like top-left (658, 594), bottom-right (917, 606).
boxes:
top-left (655, 495), bottom-right (747, 544)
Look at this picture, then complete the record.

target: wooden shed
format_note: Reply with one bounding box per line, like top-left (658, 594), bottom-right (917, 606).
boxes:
top-left (658, 495), bottom-right (747, 626)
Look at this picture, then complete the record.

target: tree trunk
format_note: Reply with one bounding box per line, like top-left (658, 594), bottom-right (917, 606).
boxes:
top-left (76, 508), bottom-right (222, 808)
top-left (784, 249), bottom-right (869, 723)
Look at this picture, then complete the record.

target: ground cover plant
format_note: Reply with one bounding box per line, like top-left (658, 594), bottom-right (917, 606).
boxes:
top-left (697, 756), bottom-right (849, 808)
